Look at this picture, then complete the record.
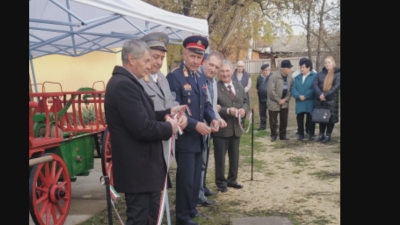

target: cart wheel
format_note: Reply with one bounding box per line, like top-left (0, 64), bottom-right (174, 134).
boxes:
top-left (101, 128), bottom-right (113, 186)
top-left (29, 153), bottom-right (71, 225)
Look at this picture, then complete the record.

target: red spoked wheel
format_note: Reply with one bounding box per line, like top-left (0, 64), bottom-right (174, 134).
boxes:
top-left (29, 153), bottom-right (71, 225)
top-left (101, 128), bottom-right (113, 186)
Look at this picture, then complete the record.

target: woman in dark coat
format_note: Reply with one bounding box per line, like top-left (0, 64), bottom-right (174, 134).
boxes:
top-left (313, 56), bottom-right (340, 143)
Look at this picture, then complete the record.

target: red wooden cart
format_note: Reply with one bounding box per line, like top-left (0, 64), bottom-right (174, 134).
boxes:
top-left (29, 81), bottom-right (113, 225)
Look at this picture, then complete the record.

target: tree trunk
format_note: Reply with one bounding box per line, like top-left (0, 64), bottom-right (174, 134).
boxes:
top-left (316, 0), bottom-right (326, 71)
top-left (217, 0), bottom-right (253, 54)
top-left (306, 0), bottom-right (312, 61)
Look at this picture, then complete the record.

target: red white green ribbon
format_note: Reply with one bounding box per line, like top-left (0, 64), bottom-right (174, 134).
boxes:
top-left (234, 109), bottom-right (252, 133)
top-left (157, 105), bottom-right (188, 225)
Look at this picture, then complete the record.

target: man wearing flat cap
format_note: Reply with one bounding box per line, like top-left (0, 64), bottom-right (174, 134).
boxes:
top-left (267, 60), bottom-right (294, 141)
top-left (139, 32), bottom-right (188, 164)
top-left (256, 63), bottom-right (272, 131)
top-left (167, 35), bottom-right (220, 225)
top-left (139, 32), bottom-right (188, 222)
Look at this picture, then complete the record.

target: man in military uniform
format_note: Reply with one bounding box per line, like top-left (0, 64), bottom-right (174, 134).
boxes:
top-left (139, 32), bottom-right (188, 223)
top-left (167, 35), bottom-right (220, 225)
top-left (139, 32), bottom-right (188, 166)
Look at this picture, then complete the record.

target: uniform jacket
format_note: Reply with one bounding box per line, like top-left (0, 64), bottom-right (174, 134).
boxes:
top-left (213, 80), bottom-right (249, 138)
top-left (104, 66), bottom-right (172, 193)
top-left (313, 67), bottom-right (340, 123)
top-left (138, 71), bottom-right (179, 165)
top-left (166, 63), bottom-right (216, 152)
top-left (267, 71), bottom-right (294, 111)
top-left (291, 71), bottom-right (317, 114)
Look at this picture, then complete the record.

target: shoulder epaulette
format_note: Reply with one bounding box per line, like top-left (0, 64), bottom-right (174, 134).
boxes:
top-left (171, 67), bottom-right (179, 72)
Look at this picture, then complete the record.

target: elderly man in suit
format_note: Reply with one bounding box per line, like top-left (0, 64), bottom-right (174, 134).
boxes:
top-left (214, 59), bottom-right (249, 193)
top-left (267, 60), bottom-right (294, 142)
top-left (166, 35), bottom-right (220, 225)
top-left (197, 51), bottom-right (227, 207)
top-left (104, 39), bottom-right (180, 225)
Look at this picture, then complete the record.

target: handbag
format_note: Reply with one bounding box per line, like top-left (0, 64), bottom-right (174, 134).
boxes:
top-left (311, 101), bottom-right (331, 123)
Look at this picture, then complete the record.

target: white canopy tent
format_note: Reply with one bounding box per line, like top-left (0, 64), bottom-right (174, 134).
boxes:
top-left (29, 0), bottom-right (209, 92)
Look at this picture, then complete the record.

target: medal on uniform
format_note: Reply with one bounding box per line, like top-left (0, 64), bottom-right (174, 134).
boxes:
top-left (183, 67), bottom-right (189, 77)
top-left (143, 73), bottom-right (150, 83)
top-left (183, 83), bottom-right (192, 91)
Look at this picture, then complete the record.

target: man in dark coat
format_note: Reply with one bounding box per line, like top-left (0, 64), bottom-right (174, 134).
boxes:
top-left (104, 39), bottom-right (179, 225)
top-left (256, 63), bottom-right (272, 130)
top-left (166, 35), bottom-right (219, 225)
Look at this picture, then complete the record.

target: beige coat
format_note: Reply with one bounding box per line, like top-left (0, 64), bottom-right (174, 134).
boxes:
top-left (267, 70), bottom-right (294, 111)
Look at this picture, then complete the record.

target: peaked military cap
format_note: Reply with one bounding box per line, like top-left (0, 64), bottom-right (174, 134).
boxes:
top-left (183, 35), bottom-right (208, 54)
top-left (140, 32), bottom-right (169, 52)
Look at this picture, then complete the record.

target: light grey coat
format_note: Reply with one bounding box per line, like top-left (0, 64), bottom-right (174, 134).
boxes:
top-left (139, 71), bottom-right (179, 166)
top-left (204, 77), bottom-right (221, 147)
top-left (267, 70), bottom-right (294, 111)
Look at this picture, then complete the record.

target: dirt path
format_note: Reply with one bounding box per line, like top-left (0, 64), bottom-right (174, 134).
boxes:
top-left (204, 125), bottom-right (340, 225)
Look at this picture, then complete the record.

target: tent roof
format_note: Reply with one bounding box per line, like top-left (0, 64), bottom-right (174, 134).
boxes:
top-left (29, 0), bottom-right (209, 59)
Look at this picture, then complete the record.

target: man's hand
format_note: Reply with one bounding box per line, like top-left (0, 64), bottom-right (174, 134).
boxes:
top-left (170, 105), bottom-right (181, 115)
top-left (319, 93), bottom-right (326, 101)
top-left (299, 95), bottom-right (305, 101)
top-left (165, 116), bottom-right (178, 134)
top-left (217, 118), bottom-right (227, 128)
top-left (216, 104), bottom-right (221, 112)
top-left (238, 108), bottom-right (246, 118)
top-left (178, 114), bottom-right (188, 129)
top-left (279, 99), bottom-right (286, 105)
top-left (210, 120), bottom-right (220, 132)
top-left (229, 107), bottom-right (237, 116)
top-left (195, 122), bottom-right (211, 135)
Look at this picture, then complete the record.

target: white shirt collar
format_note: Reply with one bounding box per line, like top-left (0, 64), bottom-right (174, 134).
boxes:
top-left (224, 81), bottom-right (235, 94)
top-left (150, 73), bottom-right (158, 82)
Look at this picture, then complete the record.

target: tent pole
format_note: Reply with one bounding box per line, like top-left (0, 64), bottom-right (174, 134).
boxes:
top-left (29, 51), bottom-right (39, 94)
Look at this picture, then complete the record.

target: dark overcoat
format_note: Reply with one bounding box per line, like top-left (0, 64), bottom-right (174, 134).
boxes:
top-left (313, 67), bottom-right (340, 123)
top-left (104, 66), bottom-right (172, 193)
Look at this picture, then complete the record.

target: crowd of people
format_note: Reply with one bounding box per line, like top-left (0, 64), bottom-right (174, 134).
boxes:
top-left (256, 56), bottom-right (340, 144)
top-left (104, 32), bottom-right (340, 225)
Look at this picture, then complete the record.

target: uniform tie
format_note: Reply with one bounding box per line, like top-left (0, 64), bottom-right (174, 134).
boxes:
top-left (227, 85), bottom-right (235, 99)
top-left (191, 72), bottom-right (197, 83)
top-left (155, 80), bottom-right (164, 97)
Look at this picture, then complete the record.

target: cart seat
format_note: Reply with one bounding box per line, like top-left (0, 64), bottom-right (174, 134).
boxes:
top-left (29, 137), bottom-right (63, 148)
top-left (62, 124), bottom-right (106, 133)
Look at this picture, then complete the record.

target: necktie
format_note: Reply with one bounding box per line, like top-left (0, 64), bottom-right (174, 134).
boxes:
top-left (192, 72), bottom-right (197, 83)
top-left (155, 80), bottom-right (164, 96)
top-left (227, 85), bottom-right (235, 99)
